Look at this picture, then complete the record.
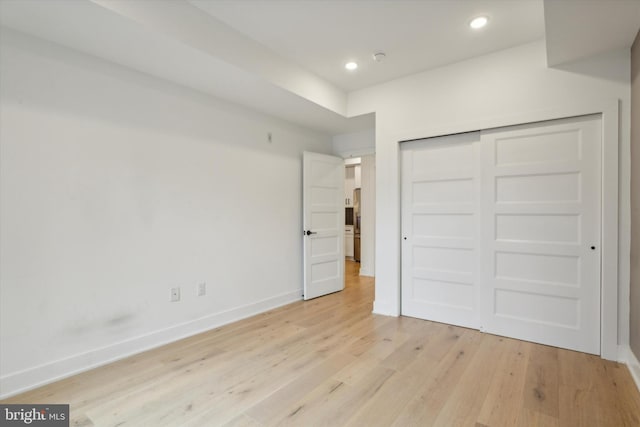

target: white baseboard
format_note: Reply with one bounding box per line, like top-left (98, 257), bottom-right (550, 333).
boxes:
top-left (372, 299), bottom-right (399, 317)
top-left (0, 290), bottom-right (302, 399)
top-left (359, 267), bottom-right (374, 277)
top-left (618, 345), bottom-right (640, 393)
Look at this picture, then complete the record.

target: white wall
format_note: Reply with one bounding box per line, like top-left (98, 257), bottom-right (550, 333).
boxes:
top-left (332, 128), bottom-right (375, 158)
top-left (349, 41), bottom-right (632, 349)
top-left (630, 30), bottom-right (640, 360)
top-left (360, 155), bottom-right (376, 277)
top-left (0, 29), bottom-right (332, 397)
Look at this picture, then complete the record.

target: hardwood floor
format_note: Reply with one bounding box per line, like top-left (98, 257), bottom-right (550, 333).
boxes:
top-left (3, 261), bottom-right (640, 426)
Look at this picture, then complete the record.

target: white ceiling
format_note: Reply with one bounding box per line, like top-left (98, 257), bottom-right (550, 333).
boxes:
top-left (544, 0), bottom-right (640, 66)
top-left (1, 0), bottom-right (639, 135)
top-left (190, 0), bottom-right (545, 92)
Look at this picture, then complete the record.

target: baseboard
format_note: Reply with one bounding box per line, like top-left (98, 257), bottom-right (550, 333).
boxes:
top-left (372, 299), bottom-right (399, 317)
top-left (618, 345), bottom-right (640, 393)
top-left (0, 290), bottom-right (302, 399)
top-left (359, 267), bottom-right (374, 277)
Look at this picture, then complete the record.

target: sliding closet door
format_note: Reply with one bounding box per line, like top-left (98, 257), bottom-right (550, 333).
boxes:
top-left (401, 115), bottom-right (602, 354)
top-left (401, 132), bottom-right (481, 329)
top-left (479, 115), bottom-right (601, 354)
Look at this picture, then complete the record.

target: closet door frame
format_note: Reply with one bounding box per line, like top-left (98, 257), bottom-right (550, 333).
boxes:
top-left (393, 99), bottom-right (619, 360)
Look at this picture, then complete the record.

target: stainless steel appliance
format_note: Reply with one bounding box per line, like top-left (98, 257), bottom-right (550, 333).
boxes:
top-left (353, 188), bottom-right (361, 262)
top-left (345, 207), bottom-right (354, 225)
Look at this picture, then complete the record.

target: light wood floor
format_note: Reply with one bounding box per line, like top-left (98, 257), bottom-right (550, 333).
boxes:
top-left (3, 261), bottom-right (640, 426)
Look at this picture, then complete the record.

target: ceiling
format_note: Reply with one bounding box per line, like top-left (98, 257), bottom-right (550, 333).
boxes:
top-left (544, 0), bottom-right (640, 66)
top-left (1, 0), bottom-right (639, 135)
top-left (190, 0), bottom-right (545, 92)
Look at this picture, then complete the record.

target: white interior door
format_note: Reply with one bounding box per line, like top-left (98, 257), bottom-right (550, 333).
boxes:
top-left (480, 115), bottom-right (601, 354)
top-left (401, 132), bottom-right (481, 328)
top-left (303, 152), bottom-right (345, 300)
top-left (400, 115), bottom-right (602, 354)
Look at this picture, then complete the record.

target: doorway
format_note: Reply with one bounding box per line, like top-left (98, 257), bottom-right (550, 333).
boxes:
top-left (344, 155), bottom-right (375, 279)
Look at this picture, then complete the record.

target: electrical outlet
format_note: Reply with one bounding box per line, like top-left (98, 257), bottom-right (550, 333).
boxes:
top-left (171, 287), bottom-right (180, 302)
top-left (197, 282), bottom-right (206, 296)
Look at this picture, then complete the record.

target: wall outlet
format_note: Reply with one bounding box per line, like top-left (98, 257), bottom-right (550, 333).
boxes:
top-left (171, 287), bottom-right (180, 302)
top-left (197, 282), bottom-right (206, 296)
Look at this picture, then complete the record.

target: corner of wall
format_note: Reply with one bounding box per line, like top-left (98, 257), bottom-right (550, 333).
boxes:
top-left (619, 345), bottom-right (640, 393)
top-left (629, 28), bottom-right (640, 359)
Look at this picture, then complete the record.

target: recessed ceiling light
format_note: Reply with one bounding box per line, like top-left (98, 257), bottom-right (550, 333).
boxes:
top-left (469, 16), bottom-right (489, 29)
top-left (345, 62), bottom-right (358, 71)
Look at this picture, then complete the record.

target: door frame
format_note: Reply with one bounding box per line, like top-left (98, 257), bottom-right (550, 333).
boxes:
top-left (387, 98), bottom-right (619, 360)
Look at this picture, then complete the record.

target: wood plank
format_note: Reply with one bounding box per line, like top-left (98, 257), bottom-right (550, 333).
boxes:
top-left (390, 329), bottom-right (484, 426)
top-left (379, 319), bottom-right (438, 371)
top-left (433, 334), bottom-right (510, 426)
top-left (558, 350), bottom-right (640, 427)
top-left (475, 339), bottom-right (530, 426)
top-left (516, 407), bottom-right (559, 427)
top-left (268, 365), bottom-right (395, 426)
top-left (344, 346), bottom-right (451, 426)
top-left (245, 352), bottom-right (356, 424)
top-left (222, 413), bottom-right (263, 427)
top-left (522, 344), bottom-right (560, 418)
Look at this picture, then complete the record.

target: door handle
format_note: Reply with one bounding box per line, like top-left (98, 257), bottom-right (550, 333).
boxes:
top-left (305, 230), bottom-right (317, 236)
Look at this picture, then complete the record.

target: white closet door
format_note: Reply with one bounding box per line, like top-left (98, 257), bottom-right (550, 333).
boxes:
top-left (480, 115), bottom-right (601, 354)
top-left (401, 132), bottom-right (481, 328)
